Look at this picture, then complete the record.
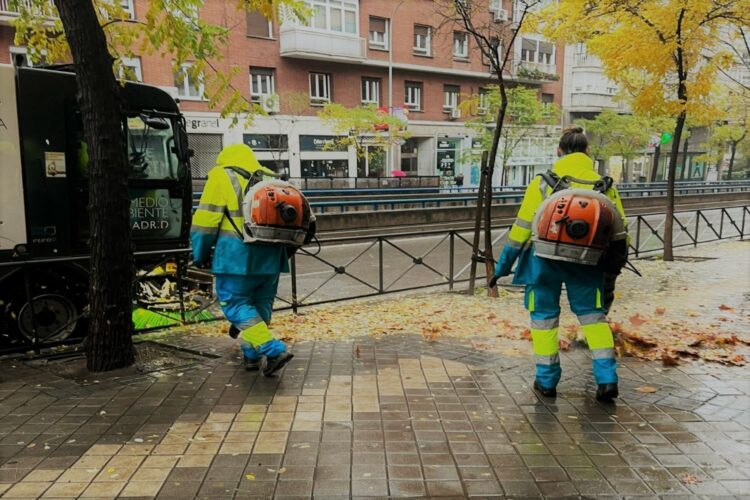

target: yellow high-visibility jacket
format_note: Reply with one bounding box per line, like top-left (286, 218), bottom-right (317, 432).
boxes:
top-left (494, 152), bottom-right (628, 285)
top-left (190, 144), bottom-right (289, 276)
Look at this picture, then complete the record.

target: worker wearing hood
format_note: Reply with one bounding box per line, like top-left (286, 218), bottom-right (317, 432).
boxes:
top-left (191, 144), bottom-right (293, 376)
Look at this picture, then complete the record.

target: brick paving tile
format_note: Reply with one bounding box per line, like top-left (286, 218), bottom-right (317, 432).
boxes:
top-left (0, 329), bottom-right (748, 499)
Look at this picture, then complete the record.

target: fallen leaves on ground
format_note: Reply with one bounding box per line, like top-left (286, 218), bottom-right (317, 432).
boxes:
top-left (635, 386), bottom-right (658, 393)
top-left (681, 474), bottom-right (702, 485)
top-left (169, 242), bottom-right (749, 367)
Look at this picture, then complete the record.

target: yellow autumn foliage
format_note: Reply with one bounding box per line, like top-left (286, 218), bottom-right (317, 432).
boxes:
top-left (534, 0), bottom-right (750, 120)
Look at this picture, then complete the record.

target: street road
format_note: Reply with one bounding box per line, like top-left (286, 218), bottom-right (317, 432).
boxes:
top-left (275, 206), bottom-right (747, 307)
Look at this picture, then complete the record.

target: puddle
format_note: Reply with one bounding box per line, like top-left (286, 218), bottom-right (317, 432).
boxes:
top-left (25, 341), bottom-right (211, 384)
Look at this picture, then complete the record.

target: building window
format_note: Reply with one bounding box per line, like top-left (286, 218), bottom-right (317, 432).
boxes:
top-left (305, 0), bottom-right (358, 35)
top-left (541, 93), bottom-right (554, 104)
top-left (250, 67), bottom-right (275, 102)
top-left (538, 41), bottom-right (554, 65)
top-left (405, 81), bottom-right (422, 111)
top-left (521, 38), bottom-right (555, 66)
top-left (443, 85), bottom-right (460, 111)
top-left (361, 77), bottom-right (380, 105)
top-left (413, 25), bottom-right (431, 56)
top-left (369, 16), bottom-right (388, 50)
top-left (309, 72), bottom-right (331, 104)
top-left (521, 38), bottom-right (536, 63)
top-left (9, 47), bottom-right (31, 68)
top-left (120, 56), bottom-right (142, 82)
top-left (453, 32), bottom-right (468, 59)
top-left (120, 0), bottom-right (135, 18)
top-left (247, 10), bottom-right (272, 38)
top-left (174, 63), bottom-right (204, 100)
top-left (478, 88), bottom-right (489, 114)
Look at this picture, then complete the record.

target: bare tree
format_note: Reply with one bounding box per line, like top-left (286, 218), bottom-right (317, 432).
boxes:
top-left (436, 0), bottom-right (539, 295)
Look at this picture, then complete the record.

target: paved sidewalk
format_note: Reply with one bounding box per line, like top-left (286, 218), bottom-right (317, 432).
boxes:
top-left (0, 242), bottom-right (750, 500)
top-left (1, 328), bottom-right (749, 499)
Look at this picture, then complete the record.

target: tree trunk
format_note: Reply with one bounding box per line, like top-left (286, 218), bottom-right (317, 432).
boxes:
top-left (55, 0), bottom-right (135, 371)
top-left (727, 141), bottom-right (737, 180)
top-left (650, 144), bottom-right (660, 182)
top-left (679, 136), bottom-right (689, 180)
top-left (663, 111), bottom-right (686, 261)
top-left (482, 83), bottom-right (508, 298)
top-left (468, 151), bottom-right (487, 295)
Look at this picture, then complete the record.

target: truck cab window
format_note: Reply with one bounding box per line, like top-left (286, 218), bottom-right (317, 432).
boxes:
top-left (126, 115), bottom-right (181, 180)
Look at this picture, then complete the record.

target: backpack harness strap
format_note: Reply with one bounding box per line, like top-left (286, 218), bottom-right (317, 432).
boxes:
top-left (222, 167), bottom-right (264, 240)
top-left (538, 170), bottom-right (614, 198)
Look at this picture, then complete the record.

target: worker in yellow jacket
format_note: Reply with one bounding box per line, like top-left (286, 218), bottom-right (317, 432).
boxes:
top-left (191, 144), bottom-right (293, 377)
top-left (491, 126), bottom-right (628, 402)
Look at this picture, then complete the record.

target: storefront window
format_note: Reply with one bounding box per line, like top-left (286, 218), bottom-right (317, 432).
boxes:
top-left (301, 159), bottom-right (348, 177)
top-left (259, 159), bottom-right (290, 177)
top-left (401, 138), bottom-right (419, 174)
top-left (357, 146), bottom-right (385, 177)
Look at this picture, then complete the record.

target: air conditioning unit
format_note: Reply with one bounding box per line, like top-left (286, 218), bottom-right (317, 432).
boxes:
top-left (489, 0), bottom-right (502, 12)
top-left (450, 108), bottom-right (461, 120)
top-left (494, 8), bottom-right (508, 22)
top-left (260, 93), bottom-right (280, 113)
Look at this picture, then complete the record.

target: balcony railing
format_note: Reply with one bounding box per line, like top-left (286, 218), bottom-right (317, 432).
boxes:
top-left (510, 60), bottom-right (558, 82)
top-left (0, 0), bottom-right (54, 24)
top-left (280, 25), bottom-right (366, 63)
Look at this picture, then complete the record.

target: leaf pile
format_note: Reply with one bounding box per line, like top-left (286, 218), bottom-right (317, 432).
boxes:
top-left (170, 241), bottom-right (749, 367)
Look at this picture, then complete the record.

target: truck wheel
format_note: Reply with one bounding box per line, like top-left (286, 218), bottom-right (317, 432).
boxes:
top-left (0, 264), bottom-right (89, 347)
top-left (17, 294), bottom-right (79, 343)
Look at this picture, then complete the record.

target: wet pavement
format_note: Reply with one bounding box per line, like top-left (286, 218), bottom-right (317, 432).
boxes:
top-left (1, 326), bottom-right (749, 499)
top-left (1, 239), bottom-right (749, 499)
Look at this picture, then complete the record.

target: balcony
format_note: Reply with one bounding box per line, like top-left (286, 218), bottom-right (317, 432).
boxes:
top-left (510, 61), bottom-right (559, 83)
top-left (569, 92), bottom-right (628, 112)
top-left (280, 25), bottom-right (366, 63)
top-left (1, 0), bottom-right (54, 25)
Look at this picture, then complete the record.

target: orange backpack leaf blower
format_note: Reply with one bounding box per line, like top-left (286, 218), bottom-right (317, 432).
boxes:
top-left (532, 172), bottom-right (625, 266)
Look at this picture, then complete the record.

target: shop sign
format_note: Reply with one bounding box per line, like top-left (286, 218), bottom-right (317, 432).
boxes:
top-left (437, 138), bottom-right (460, 150)
top-left (186, 117), bottom-right (221, 132)
top-left (507, 155), bottom-right (555, 166)
top-left (437, 150), bottom-right (456, 172)
top-left (300, 135), bottom-right (347, 152)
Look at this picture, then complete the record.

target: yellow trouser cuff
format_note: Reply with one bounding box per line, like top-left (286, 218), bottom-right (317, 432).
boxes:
top-left (531, 328), bottom-right (559, 356)
top-left (240, 321), bottom-right (273, 348)
top-left (582, 323), bottom-right (614, 349)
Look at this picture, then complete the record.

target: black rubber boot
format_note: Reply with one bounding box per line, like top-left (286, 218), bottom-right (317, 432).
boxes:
top-left (260, 352), bottom-right (294, 377)
top-left (228, 325), bottom-right (240, 339)
top-left (596, 383), bottom-right (619, 402)
top-left (243, 357), bottom-right (260, 371)
top-left (533, 380), bottom-right (557, 398)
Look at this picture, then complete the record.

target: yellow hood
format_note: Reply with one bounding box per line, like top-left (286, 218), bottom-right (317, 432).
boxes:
top-left (215, 144), bottom-right (275, 176)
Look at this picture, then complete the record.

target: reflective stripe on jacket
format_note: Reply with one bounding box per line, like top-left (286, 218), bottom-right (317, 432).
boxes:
top-left (190, 144), bottom-right (288, 276)
top-left (494, 152), bottom-right (628, 285)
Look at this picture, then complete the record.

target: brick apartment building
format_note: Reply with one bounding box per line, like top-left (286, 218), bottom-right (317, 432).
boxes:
top-left (0, 0), bottom-right (565, 186)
